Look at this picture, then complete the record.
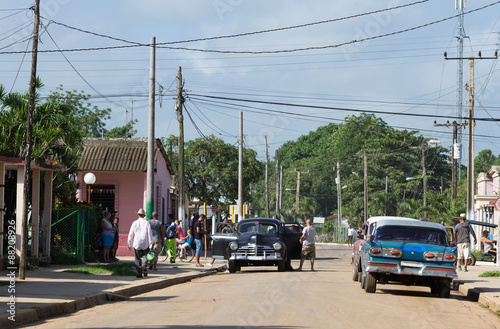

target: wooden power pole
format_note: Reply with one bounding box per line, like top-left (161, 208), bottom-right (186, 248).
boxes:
top-left (175, 67), bottom-right (186, 231)
top-left (434, 120), bottom-right (466, 202)
top-left (264, 136), bottom-right (270, 218)
top-left (20, 0), bottom-right (40, 280)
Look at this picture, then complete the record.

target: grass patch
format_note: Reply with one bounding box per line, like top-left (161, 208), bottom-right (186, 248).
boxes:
top-left (51, 246), bottom-right (84, 265)
top-left (479, 271), bottom-right (500, 277)
top-left (63, 262), bottom-right (136, 276)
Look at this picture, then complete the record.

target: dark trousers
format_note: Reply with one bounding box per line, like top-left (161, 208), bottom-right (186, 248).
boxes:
top-left (134, 248), bottom-right (150, 275)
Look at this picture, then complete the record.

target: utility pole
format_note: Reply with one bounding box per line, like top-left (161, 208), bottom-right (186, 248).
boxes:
top-left (364, 155), bottom-right (368, 223)
top-left (433, 121), bottom-right (466, 202)
top-left (19, 0), bottom-right (40, 280)
top-left (336, 161), bottom-right (342, 227)
top-left (296, 171), bottom-right (301, 213)
top-left (175, 67), bottom-right (186, 231)
top-left (275, 150), bottom-right (280, 219)
top-left (146, 37), bottom-right (156, 220)
top-left (279, 165), bottom-right (283, 212)
top-left (455, 0), bottom-right (467, 180)
top-left (238, 112), bottom-right (243, 222)
top-left (264, 136), bottom-right (270, 218)
top-left (445, 51), bottom-right (498, 222)
top-left (422, 148), bottom-right (427, 218)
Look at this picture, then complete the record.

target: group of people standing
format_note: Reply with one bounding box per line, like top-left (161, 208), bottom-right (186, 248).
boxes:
top-left (100, 210), bottom-right (119, 263)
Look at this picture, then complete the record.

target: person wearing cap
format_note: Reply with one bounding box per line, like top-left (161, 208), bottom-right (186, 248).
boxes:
top-left (453, 213), bottom-right (477, 272)
top-left (101, 210), bottom-right (116, 263)
top-left (128, 208), bottom-right (153, 278)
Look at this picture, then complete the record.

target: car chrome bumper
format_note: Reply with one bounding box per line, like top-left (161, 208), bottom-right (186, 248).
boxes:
top-left (230, 251), bottom-right (283, 261)
top-left (366, 261), bottom-right (457, 278)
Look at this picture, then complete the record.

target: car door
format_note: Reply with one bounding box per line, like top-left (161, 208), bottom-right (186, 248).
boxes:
top-left (212, 223), bottom-right (238, 260)
top-left (282, 223), bottom-right (302, 259)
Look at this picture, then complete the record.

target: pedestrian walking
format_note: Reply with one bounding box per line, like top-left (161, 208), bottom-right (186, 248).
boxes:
top-left (164, 214), bottom-right (178, 263)
top-left (347, 226), bottom-right (355, 248)
top-left (101, 210), bottom-right (116, 263)
top-left (297, 219), bottom-right (317, 271)
top-left (453, 213), bottom-right (477, 272)
top-left (195, 214), bottom-right (206, 267)
top-left (127, 208), bottom-right (153, 278)
top-left (149, 211), bottom-right (165, 271)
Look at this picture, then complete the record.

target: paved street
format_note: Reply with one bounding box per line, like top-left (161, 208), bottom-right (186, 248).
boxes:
top-left (18, 245), bottom-right (499, 329)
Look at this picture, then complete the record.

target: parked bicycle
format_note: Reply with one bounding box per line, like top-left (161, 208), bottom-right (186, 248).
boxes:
top-left (159, 242), bottom-right (195, 262)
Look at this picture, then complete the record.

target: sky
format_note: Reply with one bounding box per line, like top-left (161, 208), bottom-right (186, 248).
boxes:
top-left (1, 0), bottom-right (500, 164)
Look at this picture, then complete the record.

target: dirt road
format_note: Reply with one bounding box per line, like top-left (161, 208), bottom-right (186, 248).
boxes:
top-left (22, 245), bottom-right (499, 328)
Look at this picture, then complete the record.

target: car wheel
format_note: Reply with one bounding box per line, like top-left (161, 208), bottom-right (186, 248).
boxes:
top-left (360, 266), bottom-right (366, 289)
top-left (430, 279), bottom-right (440, 295)
top-left (468, 254), bottom-right (476, 266)
top-left (277, 260), bottom-right (286, 272)
top-left (364, 272), bottom-right (377, 293)
top-left (228, 260), bottom-right (237, 273)
top-left (352, 263), bottom-right (359, 282)
top-left (438, 278), bottom-right (451, 298)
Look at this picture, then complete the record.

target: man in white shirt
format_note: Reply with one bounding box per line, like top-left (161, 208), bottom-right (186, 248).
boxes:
top-left (128, 208), bottom-right (153, 278)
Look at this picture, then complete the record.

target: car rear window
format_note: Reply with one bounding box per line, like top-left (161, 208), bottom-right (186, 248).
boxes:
top-left (238, 222), bottom-right (278, 234)
top-left (375, 226), bottom-right (448, 246)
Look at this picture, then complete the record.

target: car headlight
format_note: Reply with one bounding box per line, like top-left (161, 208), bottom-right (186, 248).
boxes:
top-left (229, 242), bottom-right (238, 251)
top-left (273, 243), bottom-right (282, 251)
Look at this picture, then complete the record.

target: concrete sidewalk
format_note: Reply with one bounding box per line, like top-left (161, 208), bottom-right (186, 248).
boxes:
top-left (453, 260), bottom-right (500, 314)
top-left (0, 256), bottom-right (225, 328)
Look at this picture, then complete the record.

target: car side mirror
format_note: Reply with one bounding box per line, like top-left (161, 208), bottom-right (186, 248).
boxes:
top-left (369, 235), bottom-right (375, 241)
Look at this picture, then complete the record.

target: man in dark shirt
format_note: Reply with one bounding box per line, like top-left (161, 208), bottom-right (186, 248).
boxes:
top-left (453, 213), bottom-right (477, 272)
top-left (194, 214), bottom-right (206, 267)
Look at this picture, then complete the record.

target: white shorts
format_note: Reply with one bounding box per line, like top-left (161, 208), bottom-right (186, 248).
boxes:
top-left (180, 242), bottom-right (190, 249)
top-left (457, 242), bottom-right (471, 259)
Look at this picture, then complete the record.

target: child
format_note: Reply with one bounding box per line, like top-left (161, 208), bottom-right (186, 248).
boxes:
top-left (179, 229), bottom-right (193, 258)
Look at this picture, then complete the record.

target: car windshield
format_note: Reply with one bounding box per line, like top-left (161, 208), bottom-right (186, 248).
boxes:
top-left (375, 226), bottom-right (448, 246)
top-left (238, 222), bottom-right (278, 234)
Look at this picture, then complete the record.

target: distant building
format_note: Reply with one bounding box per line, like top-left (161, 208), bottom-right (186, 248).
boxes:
top-left (76, 138), bottom-right (175, 256)
top-left (475, 166), bottom-right (499, 249)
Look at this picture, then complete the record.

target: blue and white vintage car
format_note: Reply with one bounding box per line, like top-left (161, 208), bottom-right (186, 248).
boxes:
top-left (353, 217), bottom-right (457, 298)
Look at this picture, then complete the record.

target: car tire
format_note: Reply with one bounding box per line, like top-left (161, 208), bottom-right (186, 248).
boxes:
top-left (360, 266), bottom-right (366, 290)
top-left (430, 279), bottom-right (440, 295)
top-left (438, 278), bottom-right (451, 298)
top-left (364, 272), bottom-right (377, 293)
top-left (228, 260), bottom-right (237, 273)
top-left (352, 263), bottom-right (359, 282)
top-left (468, 254), bottom-right (476, 266)
top-left (277, 260), bottom-right (286, 272)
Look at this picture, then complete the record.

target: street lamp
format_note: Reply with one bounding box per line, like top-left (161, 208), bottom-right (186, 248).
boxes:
top-left (84, 172), bottom-right (96, 204)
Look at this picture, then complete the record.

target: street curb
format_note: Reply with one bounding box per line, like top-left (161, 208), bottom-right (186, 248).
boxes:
top-left (454, 280), bottom-right (499, 313)
top-left (0, 268), bottom-right (222, 329)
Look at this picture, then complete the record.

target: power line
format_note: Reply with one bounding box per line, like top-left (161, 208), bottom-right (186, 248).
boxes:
top-left (3, 1), bottom-right (498, 55)
top-left (188, 93), bottom-right (500, 122)
top-left (44, 0), bottom-right (429, 46)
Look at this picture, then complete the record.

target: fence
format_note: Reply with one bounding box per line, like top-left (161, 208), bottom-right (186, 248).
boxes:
top-left (316, 226), bottom-right (349, 243)
top-left (51, 206), bottom-right (98, 261)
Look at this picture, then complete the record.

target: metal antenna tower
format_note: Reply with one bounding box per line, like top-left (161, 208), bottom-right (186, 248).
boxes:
top-left (455, 0), bottom-right (467, 179)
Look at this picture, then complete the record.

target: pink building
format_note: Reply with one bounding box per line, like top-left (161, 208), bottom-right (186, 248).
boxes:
top-left (76, 138), bottom-right (175, 256)
top-left (474, 166), bottom-right (500, 248)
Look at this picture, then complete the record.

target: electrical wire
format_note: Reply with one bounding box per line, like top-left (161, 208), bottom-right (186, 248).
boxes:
top-left (188, 93), bottom-right (500, 122)
top-left (43, 0), bottom-right (429, 46)
top-left (3, 1), bottom-right (498, 55)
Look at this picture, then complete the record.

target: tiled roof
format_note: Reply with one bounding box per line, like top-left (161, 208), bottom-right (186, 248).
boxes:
top-left (78, 138), bottom-right (174, 173)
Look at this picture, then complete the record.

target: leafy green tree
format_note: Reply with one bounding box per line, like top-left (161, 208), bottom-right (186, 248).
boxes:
top-left (161, 134), bottom-right (264, 211)
top-left (475, 149), bottom-right (497, 175)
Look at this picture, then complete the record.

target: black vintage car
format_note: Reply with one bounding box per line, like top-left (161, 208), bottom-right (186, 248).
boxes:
top-left (212, 218), bottom-right (302, 273)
